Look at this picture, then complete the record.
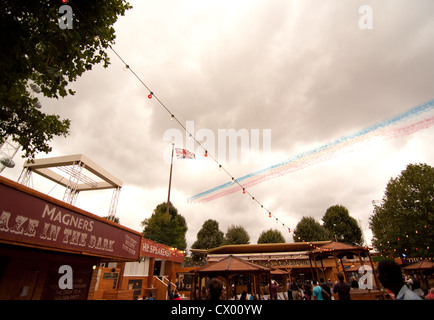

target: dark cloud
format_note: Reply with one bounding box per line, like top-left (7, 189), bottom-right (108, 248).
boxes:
top-left (2, 0), bottom-right (434, 249)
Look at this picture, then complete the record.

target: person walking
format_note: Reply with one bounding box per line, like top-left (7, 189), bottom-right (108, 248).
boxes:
top-left (270, 280), bottom-right (279, 300)
top-left (333, 272), bottom-right (351, 300)
top-left (303, 281), bottom-right (312, 300)
top-left (312, 281), bottom-right (323, 300)
top-left (290, 279), bottom-right (301, 300)
top-left (376, 260), bottom-right (422, 300)
top-left (425, 288), bottom-right (434, 300)
top-left (209, 278), bottom-right (223, 300)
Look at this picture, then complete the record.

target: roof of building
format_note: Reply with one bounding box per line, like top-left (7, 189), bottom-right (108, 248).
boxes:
top-left (309, 241), bottom-right (370, 259)
top-left (402, 260), bottom-right (434, 270)
top-left (310, 241), bottom-right (368, 253)
top-left (193, 255), bottom-right (272, 274)
top-left (191, 241), bottom-right (332, 255)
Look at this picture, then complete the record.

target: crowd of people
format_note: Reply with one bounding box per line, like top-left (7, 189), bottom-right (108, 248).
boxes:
top-left (376, 260), bottom-right (433, 300)
top-left (283, 275), bottom-right (347, 300)
top-left (190, 260), bottom-right (434, 300)
top-left (283, 261), bottom-right (434, 300)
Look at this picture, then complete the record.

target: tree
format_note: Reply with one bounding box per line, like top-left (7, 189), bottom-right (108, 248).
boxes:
top-left (0, 1), bottom-right (131, 158)
top-left (191, 219), bottom-right (224, 263)
top-left (292, 217), bottom-right (330, 242)
top-left (370, 163), bottom-right (434, 258)
top-left (141, 202), bottom-right (188, 250)
top-left (224, 225), bottom-right (250, 245)
top-left (257, 229), bottom-right (285, 244)
top-left (322, 205), bottom-right (363, 245)
top-left (192, 219), bottom-right (224, 250)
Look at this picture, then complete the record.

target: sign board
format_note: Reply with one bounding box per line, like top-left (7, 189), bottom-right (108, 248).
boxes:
top-left (140, 238), bottom-right (184, 263)
top-left (41, 262), bottom-right (93, 300)
top-left (176, 272), bottom-right (193, 291)
top-left (0, 181), bottom-right (141, 261)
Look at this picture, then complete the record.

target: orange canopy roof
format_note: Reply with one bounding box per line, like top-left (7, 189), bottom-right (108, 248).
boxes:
top-left (193, 255), bottom-right (272, 274)
top-left (402, 260), bottom-right (434, 270)
top-left (309, 241), bottom-right (369, 259)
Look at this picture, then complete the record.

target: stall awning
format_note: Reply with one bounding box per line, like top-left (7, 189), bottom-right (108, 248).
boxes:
top-left (402, 260), bottom-right (434, 270)
top-left (193, 255), bottom-right (272, 274)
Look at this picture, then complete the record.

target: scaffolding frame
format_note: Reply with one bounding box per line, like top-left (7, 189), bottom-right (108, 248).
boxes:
top-left (18, 154), bottom-right (123, 219)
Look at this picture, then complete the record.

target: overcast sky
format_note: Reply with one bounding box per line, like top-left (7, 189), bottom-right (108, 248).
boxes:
top-left (3, 0), bottom-right (434, 249)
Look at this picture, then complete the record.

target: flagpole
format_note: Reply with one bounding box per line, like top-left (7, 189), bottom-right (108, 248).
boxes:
top-left (166, 143), bottom-right (175, 214)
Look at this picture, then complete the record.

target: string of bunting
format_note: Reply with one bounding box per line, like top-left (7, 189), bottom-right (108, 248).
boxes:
top-left (69, 2), bottom-right (292, 235)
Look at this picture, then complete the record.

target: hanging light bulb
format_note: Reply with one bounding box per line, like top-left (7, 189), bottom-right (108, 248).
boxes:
top-left (170, 114), bottom-right (175, 120)
top-left (204, 150), bottom-right (208, 157)
top-left (252, 197), bottom-right (255, 201)
top-left (123, 64), bottom-right (130, 71)
top-left (242, 188), bottom-right (245, 194)
top-left (218, 164), bottom-right (222, 171)
top-left (269, 212), bottom-right (271, 218)
top-left (231, 177), bottom-right (235, 183)
top-left (148, 92), bottom-right (153, 99)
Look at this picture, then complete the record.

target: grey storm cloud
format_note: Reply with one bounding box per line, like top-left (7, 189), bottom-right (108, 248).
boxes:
top-left (3, 0), bottom-right (434, 248)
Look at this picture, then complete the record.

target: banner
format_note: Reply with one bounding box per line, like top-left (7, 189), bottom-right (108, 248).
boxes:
top-left (141, 238), bottom-right (184, 263)
top-left (0, 181), bottom-right (141, 260)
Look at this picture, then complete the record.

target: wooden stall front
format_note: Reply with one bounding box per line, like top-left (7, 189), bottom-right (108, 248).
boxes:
top-left (0, 176), bottom-right (142, 300)
top-left (191, 255), bottom-right (275, 300)
top-left (91, 237), bottom-right (185, 300)
top-left (308, 241), bottom-right (388, 300)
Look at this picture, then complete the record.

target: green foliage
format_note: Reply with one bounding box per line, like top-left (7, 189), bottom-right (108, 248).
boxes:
top-left (370, 163), bottom-right (434, 258)
top-left (192, 219), bottom-right (224, 250)
top-left (323, 205), bottom-right (363, 245)
top-left (141, 202), bottom-right (188, 250)
top-left (292, 205), bottom-right (362, 245)
top-left (0, 1), bottom-right (131, 158)
top-left (292, 205), bottom-right (363, 245)
top-left (257, 229), bottom-right (285, 244)
top-left (224, 224), bottom-right (250, 245)
top-left (191, 219), bottom-right (224, 262)
top-left (293, 217), bottom-right (330, 242)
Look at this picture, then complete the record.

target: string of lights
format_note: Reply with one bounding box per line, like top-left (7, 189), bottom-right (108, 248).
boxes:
top-left (373, 225), bottom-right (431, 256)
top-left (69, 2), bottom-right (293, 235)
top-left (66, 3), bottom-right (432, 252)
top-left (117, 47), bottom-right (292, 234)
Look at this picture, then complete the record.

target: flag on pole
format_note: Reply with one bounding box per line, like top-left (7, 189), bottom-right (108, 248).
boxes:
top-left (175, 148), bottom-right (196, 159)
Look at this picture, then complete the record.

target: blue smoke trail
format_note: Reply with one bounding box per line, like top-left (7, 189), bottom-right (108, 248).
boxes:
top-left (189, 99), bottom-right (434, 203)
